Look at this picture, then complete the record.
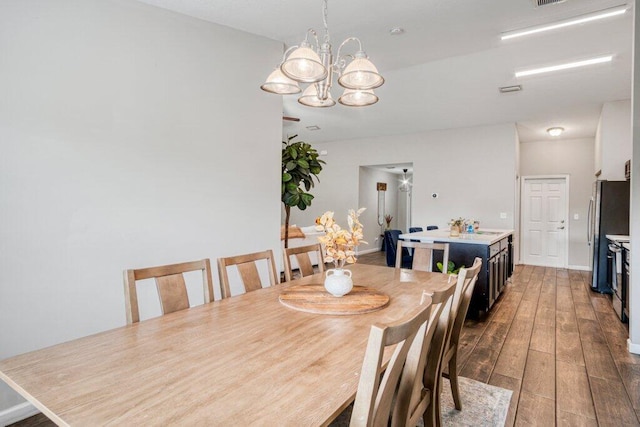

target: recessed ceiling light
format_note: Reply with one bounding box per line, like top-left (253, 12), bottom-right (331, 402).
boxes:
top-left (515, 55), bottom-right (613, 78)
top-left (389, 27), bottom-right (405, 35)
top-left (547, 127), bottom-right (564, 136)
top-left (306, 125), bottom-right (321, 131)
top-left (501, 5), bottom-right (627, 40)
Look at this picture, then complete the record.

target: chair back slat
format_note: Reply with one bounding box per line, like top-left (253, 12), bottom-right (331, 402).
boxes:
top-left (283, 243), bottom-right (325, 282)
top-left (217, 250), bottom-right (278, 298)
top-left (395, 241), bottom-right (449, 274)
top-left (155, 274), bottom-right (190, 315)
top-left (123, 259), bottom-right (214, 324)
top-left (295, 253), bottom-right (315, 276)
top-left (237, 261), bottom-right (263, 292)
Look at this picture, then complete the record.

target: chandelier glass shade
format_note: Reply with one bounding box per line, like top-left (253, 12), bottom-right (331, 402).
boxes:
top-left (260, 0), bottom-right (384, 108)
top-left (338, 89), bottom-right (378, 107)
top-left (260, 69), bottom-right (301, 95)
top-left (299, 84), bottom-right (337, 108)
top-left (280, 42), bottom-right (327, 83)
top-left (338, 54), bottom-right (384, 90)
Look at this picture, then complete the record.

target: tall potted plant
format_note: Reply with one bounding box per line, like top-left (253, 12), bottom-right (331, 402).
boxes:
top-left (282, 135), bottom-right (325, 248)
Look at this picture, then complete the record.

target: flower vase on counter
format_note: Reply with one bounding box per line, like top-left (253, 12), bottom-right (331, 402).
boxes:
top-left (449, 217), bottom-right (465, 237)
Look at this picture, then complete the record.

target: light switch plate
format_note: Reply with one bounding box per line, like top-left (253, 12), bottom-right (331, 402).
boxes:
top-left (574, 214), bottom-right (579, 220)
top-left (500, 212), bottom-right (507, 219)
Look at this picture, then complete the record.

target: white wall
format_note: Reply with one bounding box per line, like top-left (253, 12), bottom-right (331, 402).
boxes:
top-left (595, 99), bottom-right (632, 179)
top-left (520, 138), bottom-right (595, 268)
top-left (0, 0), bottom-right (282, 412)
top-left (290, 123), bottom-right (518, 238)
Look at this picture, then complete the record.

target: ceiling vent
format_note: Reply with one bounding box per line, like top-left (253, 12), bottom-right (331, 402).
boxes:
top-left (532, 0), bottom-right (567, 6)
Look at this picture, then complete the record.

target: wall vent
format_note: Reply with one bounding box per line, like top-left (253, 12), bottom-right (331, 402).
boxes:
top-left (532, 0), bottom-right (567, 6)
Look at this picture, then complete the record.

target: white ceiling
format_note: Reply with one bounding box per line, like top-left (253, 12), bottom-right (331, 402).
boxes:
top-left (136, 0), bottom-right (633, 143)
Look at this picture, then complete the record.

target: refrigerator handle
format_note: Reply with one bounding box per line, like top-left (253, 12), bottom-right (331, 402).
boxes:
top-left (587, 197), bottom-right (593, 245)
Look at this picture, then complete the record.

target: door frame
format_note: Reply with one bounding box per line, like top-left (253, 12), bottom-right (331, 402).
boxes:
top-left (520, 175), bottom-right (570, 268)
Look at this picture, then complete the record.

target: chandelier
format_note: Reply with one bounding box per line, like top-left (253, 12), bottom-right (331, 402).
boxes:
top-left (399, 169), bottom-right (412, 192)
top-left (260, 0), bottom-right (384, 108)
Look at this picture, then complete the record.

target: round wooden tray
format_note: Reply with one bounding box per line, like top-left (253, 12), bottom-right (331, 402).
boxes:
top-left (279, 284), bottom-right (390, 315)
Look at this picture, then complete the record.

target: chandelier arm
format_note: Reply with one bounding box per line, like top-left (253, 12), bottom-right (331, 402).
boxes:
top-left (304, 29), bottom-right (320, 51)
top-left (280, 45), bottom-right (299, 64)
top-left (336, 37), bottom-right (363, 65)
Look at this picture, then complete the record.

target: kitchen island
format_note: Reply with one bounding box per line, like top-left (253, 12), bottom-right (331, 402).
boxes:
top-left (400, 228), bottom-right (514, 317)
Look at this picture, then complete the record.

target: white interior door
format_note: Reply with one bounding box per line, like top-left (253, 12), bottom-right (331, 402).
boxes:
top-left (522, 177), bottom-right (568, 267)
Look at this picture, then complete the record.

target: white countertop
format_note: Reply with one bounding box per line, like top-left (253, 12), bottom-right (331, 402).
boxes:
top-left (606, 234), bottom-right (630, 243)
top-left (399, 228), bottom-right (514, 246)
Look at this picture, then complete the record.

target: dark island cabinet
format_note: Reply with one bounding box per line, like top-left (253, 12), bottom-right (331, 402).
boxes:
top-left (444, 235), bottom-right (513, 318)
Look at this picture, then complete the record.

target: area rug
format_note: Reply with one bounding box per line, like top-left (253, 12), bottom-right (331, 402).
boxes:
top-left (331, 376), bottom-right (512, 426)
top-left (437, 376), bottom-right (512, 427)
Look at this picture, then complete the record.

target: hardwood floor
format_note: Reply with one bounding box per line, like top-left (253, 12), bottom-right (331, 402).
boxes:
top-left (10, 252), bottom-right (640, 426)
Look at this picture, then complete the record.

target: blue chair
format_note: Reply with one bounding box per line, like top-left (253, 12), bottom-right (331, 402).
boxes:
top-left (409, 227), bottom-right (423, 243)
top-left (426, 225), bottom-right (439, 230)
top-left (384, 230), bottom-right (412, 268)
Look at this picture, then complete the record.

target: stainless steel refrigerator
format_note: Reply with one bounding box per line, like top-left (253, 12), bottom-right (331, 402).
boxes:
top-left (588, 180), bottom-right (630, 293)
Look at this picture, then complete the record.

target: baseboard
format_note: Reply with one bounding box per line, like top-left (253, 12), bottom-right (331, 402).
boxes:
top-left (628, 339), bottom-right (640, 355)
top-left (567, 265), bottom-right (590, 271)
top-left (357, 247), bottom-right (382, 255)
top-left (0, 402), bottom-right (38, 426)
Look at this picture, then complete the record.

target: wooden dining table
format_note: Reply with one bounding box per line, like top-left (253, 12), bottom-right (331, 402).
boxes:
top-left (0, 264), bottom-right (454, 426)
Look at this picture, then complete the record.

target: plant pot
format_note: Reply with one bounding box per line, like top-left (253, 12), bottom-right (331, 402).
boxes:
top-left (324, 268), bottom-right (353, 297)
top-left (450, 225), bottom-right (460, 237)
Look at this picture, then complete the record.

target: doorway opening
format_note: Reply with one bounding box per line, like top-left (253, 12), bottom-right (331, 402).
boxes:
top-left (358, 163), bottom-right (413, 252)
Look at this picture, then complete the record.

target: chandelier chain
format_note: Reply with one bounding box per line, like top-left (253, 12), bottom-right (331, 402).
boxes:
top-left (322, 0), bottom-right (330, 43)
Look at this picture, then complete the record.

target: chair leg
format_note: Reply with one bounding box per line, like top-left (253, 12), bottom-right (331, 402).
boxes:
top-left (449, 352), bottom-right (462, 410)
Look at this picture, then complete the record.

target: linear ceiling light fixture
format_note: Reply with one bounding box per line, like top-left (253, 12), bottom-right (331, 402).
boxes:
top-left (515, 55), bottom-right (613, 78)
top-left (501, 5), bottom-right (628, 41)
top-left (260, 0), bottom-right (384, 108)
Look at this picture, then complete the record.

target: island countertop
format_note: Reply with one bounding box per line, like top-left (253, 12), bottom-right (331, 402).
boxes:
top-left (399, 228), bottom-right (514, 246)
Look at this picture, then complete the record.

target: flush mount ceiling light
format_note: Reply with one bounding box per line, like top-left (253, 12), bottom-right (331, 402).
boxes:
top-left (547, 127), bottom-right (564, 136)
top-left (515, 55), bottom-right (613, 78)
top-left (501, 5), bottom-right (628, 41)
top-left (260, 0), bottom-right (384, 108)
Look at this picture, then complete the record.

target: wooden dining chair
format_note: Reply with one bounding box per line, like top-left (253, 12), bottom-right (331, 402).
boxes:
top-left (438, 257), bottom-right (483, 415)
top-left (395, 241), bottom-right (449, 275)
top-left (395, 285), bottom-right (455, 427)
top-left (350, 297), bottom-right (434, 427)
top-left (123, 259), bottom-right (214, 324)
top-left (217, 249), bottom-right (278, 298)
top-left (283, 243), bottom-right (325, 282)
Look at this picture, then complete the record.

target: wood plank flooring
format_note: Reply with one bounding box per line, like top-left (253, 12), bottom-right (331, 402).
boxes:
top-left (10, 252), bottom-right (640, 426)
